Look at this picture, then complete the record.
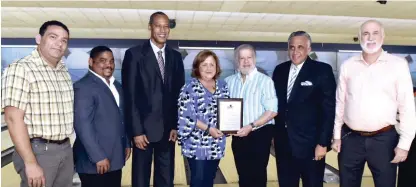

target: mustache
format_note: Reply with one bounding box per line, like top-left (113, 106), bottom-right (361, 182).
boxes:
top-left (363, 40), bottom-right (377, 44)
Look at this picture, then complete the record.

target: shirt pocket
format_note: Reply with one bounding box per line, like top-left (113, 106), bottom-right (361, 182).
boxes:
top-left (297, 80), bottom-right (315, 97)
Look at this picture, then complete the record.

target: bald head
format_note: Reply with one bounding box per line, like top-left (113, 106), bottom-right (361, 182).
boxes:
top-left (359, 20), bottom-right (385, 38)
top-left (359, 20), bottom-right (385, 54)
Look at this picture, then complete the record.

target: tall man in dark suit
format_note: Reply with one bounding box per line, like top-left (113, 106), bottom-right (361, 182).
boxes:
top-left (122, 11), bottom-right (185, 187)
top-left (73, 46), bottom-right (131, 187)
top-left (272, 31), bottom-right (336, 187)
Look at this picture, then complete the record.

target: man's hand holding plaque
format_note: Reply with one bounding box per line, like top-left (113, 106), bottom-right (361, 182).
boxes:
top-left (234, 125), bottom-right (253, 137)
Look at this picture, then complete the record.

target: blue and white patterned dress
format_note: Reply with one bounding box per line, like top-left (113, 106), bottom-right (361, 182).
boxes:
top-left (177, 78), bottom-right (229, 160)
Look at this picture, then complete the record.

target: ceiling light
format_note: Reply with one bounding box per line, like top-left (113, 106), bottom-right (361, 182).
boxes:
top-left (338, 50), bottom-right (362, 53)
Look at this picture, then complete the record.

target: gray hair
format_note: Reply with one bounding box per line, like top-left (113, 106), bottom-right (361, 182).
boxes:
top-left (358, 19), bottom-right (385, 38)
top-left (234, 44), bottom-right (256, 63)
top-left (287, 31), bottom-right (312, 47)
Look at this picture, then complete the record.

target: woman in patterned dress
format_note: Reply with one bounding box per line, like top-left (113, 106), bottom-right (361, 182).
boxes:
top-left (177, 50), bottom-right (229, 187)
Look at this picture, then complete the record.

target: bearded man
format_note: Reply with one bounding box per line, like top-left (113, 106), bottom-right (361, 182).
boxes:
top-left (331, 20), bottom-right (416, 187)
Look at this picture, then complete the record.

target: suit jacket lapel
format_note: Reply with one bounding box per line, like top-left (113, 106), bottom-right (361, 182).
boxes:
top-left (288, 58), bottom-right (312, 103)
top-left (164, 46), bottom-right (174, 85)
top-left (114, 82), bottom-right (124, 115)
top-left (142, 40), bottom-right (163, 81)
top-left (87, 71), bottom-right (119, 108)
top-left (281, 62), bottom-right (291, 105)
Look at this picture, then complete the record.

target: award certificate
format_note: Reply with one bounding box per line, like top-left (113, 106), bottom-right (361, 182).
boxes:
top-left (217, 98), bottom-right (243, 134)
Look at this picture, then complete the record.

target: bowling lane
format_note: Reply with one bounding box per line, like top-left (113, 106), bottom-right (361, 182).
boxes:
top-left (2, 130), bottom-right (14, 152)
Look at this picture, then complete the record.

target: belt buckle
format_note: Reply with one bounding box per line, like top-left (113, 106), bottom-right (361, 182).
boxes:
top-left (361, 131), bottom-right (374, 136)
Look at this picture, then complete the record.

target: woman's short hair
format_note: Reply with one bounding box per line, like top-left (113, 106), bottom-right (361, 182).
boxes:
top-left (191, 50), bottom-right (222, 80)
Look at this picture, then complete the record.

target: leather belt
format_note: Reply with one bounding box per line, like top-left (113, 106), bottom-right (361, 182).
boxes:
top-left (349, 125), bottom-right (393, 137)
top-left (30, 137), bottom-right (69, 145)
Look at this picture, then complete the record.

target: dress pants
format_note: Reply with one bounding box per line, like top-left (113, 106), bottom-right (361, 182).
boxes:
top-left (13, 140), bottom-right (73, 187)
top-left (338, 126), bottom-right (398, 187)
top-left (274, 129), bottom-right (326, 187)
top-left (131, 134), bottom-right (175, 187)
top-left (232, 125), bottom-right (273, 187)
top-left (187, 158), bottom-right (220, 187)
top-left (79, 169), bottom-right (122, 187)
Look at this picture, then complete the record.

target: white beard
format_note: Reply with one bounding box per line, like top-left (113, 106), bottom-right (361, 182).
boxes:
top-left (239, 67), bottom-right (254, 75)
top-left (360, 41), bottom-right (382, 54)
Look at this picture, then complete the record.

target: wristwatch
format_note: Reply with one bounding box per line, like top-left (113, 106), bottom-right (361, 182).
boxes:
top-left (205, 126), bottom-right (211, 134)
top-left (249, 122), bottom-right (255, 128)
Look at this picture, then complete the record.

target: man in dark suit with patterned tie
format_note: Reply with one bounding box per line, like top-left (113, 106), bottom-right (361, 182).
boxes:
top-left (272, 31), bottom-right (336, 187)
top-left (121, 11), bottom-right (185, 187)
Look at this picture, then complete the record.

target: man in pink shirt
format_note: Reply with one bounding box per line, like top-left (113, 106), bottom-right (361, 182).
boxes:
top-left (331, 20), bottom-right (416, 187)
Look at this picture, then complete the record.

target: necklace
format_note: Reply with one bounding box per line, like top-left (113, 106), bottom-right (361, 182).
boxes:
top-left (198, 79), bottom-right (216, 92)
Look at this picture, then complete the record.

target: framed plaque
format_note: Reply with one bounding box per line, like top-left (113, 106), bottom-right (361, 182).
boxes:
top-left (217, 98), bottom-right (243, 134)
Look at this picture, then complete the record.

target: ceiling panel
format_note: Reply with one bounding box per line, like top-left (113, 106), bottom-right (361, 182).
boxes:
top-left (1, 1), bottom-right (415, 45)
top-left (3, 1), bottom-right (415, 19)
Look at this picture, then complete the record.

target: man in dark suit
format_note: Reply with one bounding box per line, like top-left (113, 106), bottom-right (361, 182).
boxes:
top-left (122, 11), bottom-right (185, 187)
top-left (73, 46), bottom-right (131, 187)
top-left (272, 31), bottom-right (336, 187)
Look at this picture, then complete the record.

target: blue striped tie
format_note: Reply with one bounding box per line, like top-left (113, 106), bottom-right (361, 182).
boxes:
top-left (287, 66), bottom-right (298, 100)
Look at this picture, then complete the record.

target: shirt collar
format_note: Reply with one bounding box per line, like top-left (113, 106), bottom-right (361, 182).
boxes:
top-left (33, 47), bottom-right (65, 69)
top-left (290, 60), bottom-right (305, 71)
top-left (89, 69), bottom-right (115, 85)
top-left (237, 67), bottom-right (258, 81)
top-left (359, 49), bottom-right (388, 64)
top-left (149, 39), bottom-right (166, 54)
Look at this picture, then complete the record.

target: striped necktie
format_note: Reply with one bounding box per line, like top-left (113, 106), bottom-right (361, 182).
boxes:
top-left (287, 65), bottom-right (298, 100)
top-left (157, 50), bottom-right (165, 81)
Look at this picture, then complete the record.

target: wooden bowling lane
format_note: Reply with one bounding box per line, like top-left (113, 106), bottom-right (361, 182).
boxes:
top-left (1, 134), bottom-right (376, 187)
top-left (2, 129), bottom-right (14, 151)
top-left (1, 163), bottom-right (21, 187)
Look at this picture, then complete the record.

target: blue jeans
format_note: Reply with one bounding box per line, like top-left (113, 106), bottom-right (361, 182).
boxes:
top-left (187, 158), bottom-right (220, 187)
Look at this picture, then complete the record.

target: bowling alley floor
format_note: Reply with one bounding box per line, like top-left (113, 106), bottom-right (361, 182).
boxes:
top-left (2, 115), bottom-right (400, 187)
top-left (2, 136), bottom-right (377, 187)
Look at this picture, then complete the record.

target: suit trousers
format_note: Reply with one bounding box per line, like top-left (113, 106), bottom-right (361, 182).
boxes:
top-left (187, 158), bottom-right (220, 187)
top-left (232, 125), bottom-right (273, 187)
top-left (338, 126), bottom-right (398, 187)
top-left (398, 135), bottom-right (416, 187)
top-left (131, 135), bottom-right (175, 187)
top-left (275, 152), bottom-right (325, 187)
top-left (79, 169), bottom-right (122, 187)
top-left (274, 128), bottom-right (326, 187)
top-left (13, 140), bottom-right (73, 187)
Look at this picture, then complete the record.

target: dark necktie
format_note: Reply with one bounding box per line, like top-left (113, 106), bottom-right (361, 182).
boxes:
top-left (157, 50), bottom-right (165, 81)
